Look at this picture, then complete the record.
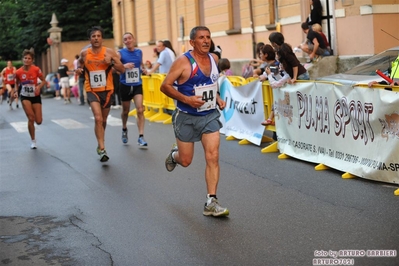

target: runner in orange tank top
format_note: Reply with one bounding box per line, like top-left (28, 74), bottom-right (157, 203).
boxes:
top-left (76, 26), bottom-right (124, 162)
top-left (14, 48), bottom-right (45, 149)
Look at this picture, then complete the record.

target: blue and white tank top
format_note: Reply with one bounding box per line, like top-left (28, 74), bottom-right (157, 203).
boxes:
top-left (175, 51), bottom-right (219, 116)
top-left (119, 48), bottom-right (143, 86)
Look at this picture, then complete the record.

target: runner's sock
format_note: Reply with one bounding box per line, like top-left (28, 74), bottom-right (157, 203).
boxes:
top-left (206, 194), bottom-right (217, 205)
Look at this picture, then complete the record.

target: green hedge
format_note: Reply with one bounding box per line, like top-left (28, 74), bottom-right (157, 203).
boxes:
top-left (0, 61), bottom-right (23, 70)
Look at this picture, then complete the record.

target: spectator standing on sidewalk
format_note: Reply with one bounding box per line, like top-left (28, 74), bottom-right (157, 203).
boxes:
top-left (163, 40), bottom-right (176, 61)
top-left (147, 40), bottom-right (173, 74)
top-left (0, 72), bottom-right (4, 104)
top-left (110, 69), bottom-right (122, 109)
top-left (73, 54), bottom-right (79, 82)
top-left (58, 58), bottom-right (73, 104)
top-left (77, 26), bottom-right (125, 162)
top-left (53, 75), bottom-right (61, 100)
top-left (161, 26), bottom-right (229, 217)
top-left (117, 32), bottom-right (148, 147)
top-left (151, 48), bottom-right (160, 73)
top-left (77, 63), bottom-right (85, 105)
top-left (306, 0), bottom-right (323, 26)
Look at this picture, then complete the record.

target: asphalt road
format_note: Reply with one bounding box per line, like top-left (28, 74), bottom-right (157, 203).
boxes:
top-left (1, 96), bottom-right (398, 266)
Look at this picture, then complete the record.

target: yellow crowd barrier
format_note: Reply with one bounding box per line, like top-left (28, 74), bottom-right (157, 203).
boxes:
top-left (226, 76), bottom-right (247, 86)
top-left (259, 80), bottom-right (278, 152)
top-left (129, 75), bottom-right (276, 147)
top-left (128, 74), bottom-right (176, 124)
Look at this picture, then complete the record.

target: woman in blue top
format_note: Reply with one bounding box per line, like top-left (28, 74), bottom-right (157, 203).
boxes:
top-left (117, 32), bottom-right (148, 147)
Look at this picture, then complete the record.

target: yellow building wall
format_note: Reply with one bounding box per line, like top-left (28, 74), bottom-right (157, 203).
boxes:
top-left (204, 1), bottom-right (229, 32)
top-left (111, 0), bottom-right (399, 61)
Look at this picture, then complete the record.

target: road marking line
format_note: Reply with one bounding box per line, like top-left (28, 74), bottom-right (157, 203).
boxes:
top-left (52, 119), bottom-right (89, 129)
top-left (10, 122), bottom-right (41, 133)
top-left (90, 115), bottom-right (134, 126)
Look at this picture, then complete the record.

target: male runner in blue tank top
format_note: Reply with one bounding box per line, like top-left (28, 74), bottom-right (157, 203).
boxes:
top-left (118, 32), bottom-right (148, 147)
top-left (161, 26), bottom-right (229, 217)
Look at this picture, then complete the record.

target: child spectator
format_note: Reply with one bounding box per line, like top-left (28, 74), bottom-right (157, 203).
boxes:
top-left (242, 64), bottom-right (254, 78)
top-left (218, 58), bottom-right (231, 76)
top-left (53, 75), bottom-right (61, 100)
top-left (269, 32), bottom-right (309, 83)
top-left (250, 42), bottom-right (265, 68)
top-left (71, 83), bottom-right (80, 102)
top-left (312, 23), bottom-right (331, 55)
top-left (254, 44), bottom-right (277, 78)
top-left (242, 42), bottom-right (264, 78)
top-left (145, 60), bottom-right (152, 70)
top-left (261, 56), bottom-right (290, 126)
top-left (299, 22), bottom-right (330, 62)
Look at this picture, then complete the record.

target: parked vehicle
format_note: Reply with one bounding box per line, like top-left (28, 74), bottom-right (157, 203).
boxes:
top-left (41, 72), bottom-right (57, 96)
top-left (41, 72), bottom-right (76, 97)
top-left (317, 46), bottom-right (399, 85)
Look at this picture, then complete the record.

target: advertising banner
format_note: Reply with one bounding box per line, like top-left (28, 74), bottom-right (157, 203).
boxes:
top-left (219, 78), bottom-right (265, 145)
top-left (273, 82), bottom-right (399, 184)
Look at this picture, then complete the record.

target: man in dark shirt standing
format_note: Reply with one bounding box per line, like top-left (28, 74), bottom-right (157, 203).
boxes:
top-left (298, 22), bottom-right (330, 61)
top-left (58, 58), bottom-right (72, 104)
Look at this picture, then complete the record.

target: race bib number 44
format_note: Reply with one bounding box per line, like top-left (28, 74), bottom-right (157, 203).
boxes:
top-left (126, 68), bottom-right (139, 83)
top-left (89, 70), bottom-right (106, 88)
top-left (195, 83), bottom-right (217, 112)
top-left (21, 84), bottom-right (36, 97)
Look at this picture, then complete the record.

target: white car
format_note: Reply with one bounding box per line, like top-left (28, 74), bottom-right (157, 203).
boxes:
top-left (69, 74), bottom-right (76, 87)
top-left (317, 46), bottom-right (399, 85)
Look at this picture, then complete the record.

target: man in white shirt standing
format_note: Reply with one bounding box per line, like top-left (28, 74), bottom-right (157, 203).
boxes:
top-left (147, 40), bottom-right (173, 74)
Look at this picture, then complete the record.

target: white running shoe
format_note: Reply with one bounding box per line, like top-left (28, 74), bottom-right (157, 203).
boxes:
top-left (31, 140), bottom-right (37, 149)
top-left (203, 196), bottom-right (229, 217)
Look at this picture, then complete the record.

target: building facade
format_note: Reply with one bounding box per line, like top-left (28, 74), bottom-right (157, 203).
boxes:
top-left (111, 0), bottom-right (399, 63)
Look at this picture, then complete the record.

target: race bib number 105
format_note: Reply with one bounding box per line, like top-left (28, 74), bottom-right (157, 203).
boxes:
top-left (195, 83), bottom-right (217, 112)
top-left (125, 68), bottom-right (139, 83)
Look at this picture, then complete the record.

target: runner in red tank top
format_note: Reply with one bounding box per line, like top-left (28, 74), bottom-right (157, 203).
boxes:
top-left (14, 48), bottom-right (45, 149)
top-left (1, 60), bottom-right (19, 109)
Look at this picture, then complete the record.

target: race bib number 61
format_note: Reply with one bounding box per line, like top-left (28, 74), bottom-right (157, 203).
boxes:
top-left (89, 70), bottom-right (106, 88)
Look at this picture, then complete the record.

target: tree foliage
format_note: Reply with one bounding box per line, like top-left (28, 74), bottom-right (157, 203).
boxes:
top-left (0, 0), bottom-right (112, 60)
